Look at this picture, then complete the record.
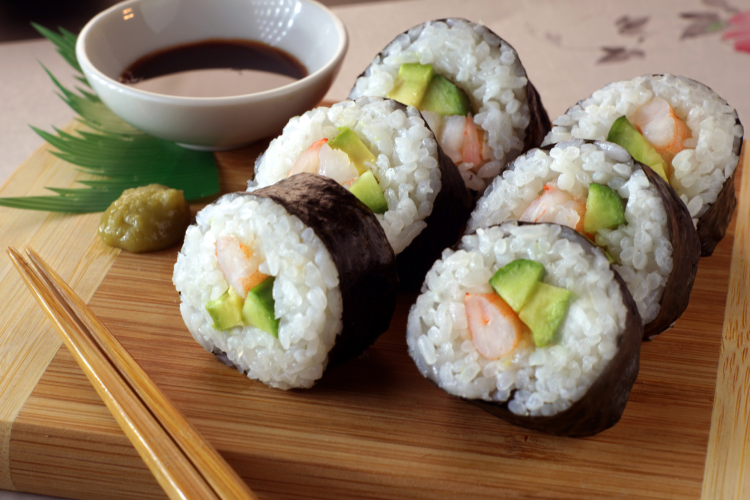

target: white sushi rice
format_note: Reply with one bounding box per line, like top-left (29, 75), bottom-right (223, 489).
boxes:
top-left (173, 194), bottom-right (343, 390)
top-left (349, 18), bottom-right (531, 192)
top-left (250, 97), bottom-right (440, 254)
top-left (407, 223), bottom-right (629, 417)
top-left (543, 74), bottom-right (742, 224)
top-left (469, 140), bottom-right (672, 324)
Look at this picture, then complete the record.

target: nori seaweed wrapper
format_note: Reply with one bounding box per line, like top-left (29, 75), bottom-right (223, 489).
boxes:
top-left (253, 96), bottom-right (470, 292)
top-left (396, 131), bottom-right (471, 291)
top-left (637, 161), bottom-right (701, 338)
top-left (546, 75), bottom-right (742, 257)
top-left (696, 112), bottom-right (742, 256)
top-left (493, 141), bottom-right (699, 339)
top-left (214, 174), bottom-right (399, 368)
top-left (348, 18), bottom-right (551, 186)
top-left (467, 223), bottom-right (643, 437)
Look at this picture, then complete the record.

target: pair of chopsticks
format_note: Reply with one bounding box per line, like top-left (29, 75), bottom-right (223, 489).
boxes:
top-left (8, 246), bottom-right (257, 500)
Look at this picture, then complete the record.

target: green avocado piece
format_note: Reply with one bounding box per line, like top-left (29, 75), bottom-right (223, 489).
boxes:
top-left (420, 74), bottom-right (472, 116)
top-left (518, 282), bottom-right (574, 348)
top-left (241, 276), bottom-right (279, 337)
top-left (387, 63), bottom-right (434, 108)
top-left (583, 183), bottom-right (627, 234)
top-left (206, 286), bottom-right (245, 331)
top-left (489, 259), bottom-right (546, 313)
top-left (348, 170), bottom-right (388, 214)
top-left (606, 115), bottom-right (670, 183)
top-left (329, 127), bottom-right (377, 175)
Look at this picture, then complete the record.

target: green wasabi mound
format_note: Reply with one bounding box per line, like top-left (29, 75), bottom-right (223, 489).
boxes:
top-left (607, 116), bottom-right (669, 183)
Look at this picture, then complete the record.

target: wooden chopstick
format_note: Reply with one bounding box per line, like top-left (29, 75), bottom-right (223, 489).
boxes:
top-left (8, 246), bottom-right (257, 500)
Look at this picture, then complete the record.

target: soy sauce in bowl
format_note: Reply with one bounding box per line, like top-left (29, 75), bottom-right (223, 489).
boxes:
top-left (119, 39), bottom-right (308, 98)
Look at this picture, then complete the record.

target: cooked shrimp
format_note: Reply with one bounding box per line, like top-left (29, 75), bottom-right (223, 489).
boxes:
top-left (630, 97), bottom-right (692, 175)
top-left (216, 234), bottom-right (268, 298)
top-left (465, 293), bottom-right (523, 359)
top-left (288, 138), bottom-right (328, 177)
top-left (520, 182), bottom-right (586, 233)
top-left (462, 115), bottom-right (484, 169)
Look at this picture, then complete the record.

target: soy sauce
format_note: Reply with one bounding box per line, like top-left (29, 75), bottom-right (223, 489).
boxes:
top-left (119, 39), bottom-right (308, 98)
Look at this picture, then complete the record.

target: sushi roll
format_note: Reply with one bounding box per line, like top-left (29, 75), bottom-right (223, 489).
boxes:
top-left (543, 74), bottom-right (743, 256)
top-left (251, 96), bottom-right (470, 291)
top-left (173, 174), bottom-right (398, 389)
top-left (407, 221), bottom-right (642, 437)
top-left (468, 140), bottom-right (700, 338)
top-left (349, 18), bottom-right (551, 193)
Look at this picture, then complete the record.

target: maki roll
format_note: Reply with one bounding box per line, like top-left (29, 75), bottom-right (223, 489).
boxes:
top-left (543, 74), bottom-right (743, 255)
top-left (173, 174), bottom-right (398, 389)
top-left (407, 221), bottom-right (642, 437)
top-left (251, 97), bottom-right (470, 291)
top-left (469, 140), bottom-right (700, 338)
top-left (349, 18), bottom-right (551, 192)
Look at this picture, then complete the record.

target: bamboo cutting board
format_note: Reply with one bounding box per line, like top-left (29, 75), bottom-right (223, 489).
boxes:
top-left (0, 130), bottom-right (747, 499)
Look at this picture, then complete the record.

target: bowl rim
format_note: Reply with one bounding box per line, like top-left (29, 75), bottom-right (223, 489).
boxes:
top-left (75, 0), bottom-right (348, 105)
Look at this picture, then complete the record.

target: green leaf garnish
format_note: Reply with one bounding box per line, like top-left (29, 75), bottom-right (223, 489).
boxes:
top-left (31, 23), bottom-right (83, 77)
top-left (0, 25), bottom-right (220, 213)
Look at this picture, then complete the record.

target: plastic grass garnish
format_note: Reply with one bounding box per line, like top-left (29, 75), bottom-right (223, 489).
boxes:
top-left (0, 25), bottom-right (219, 213)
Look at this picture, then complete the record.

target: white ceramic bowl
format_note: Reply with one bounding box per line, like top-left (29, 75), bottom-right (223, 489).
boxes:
top-left (76, 0), bottom-right (348, 150)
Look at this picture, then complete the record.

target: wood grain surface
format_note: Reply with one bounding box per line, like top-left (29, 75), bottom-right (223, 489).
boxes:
top-left (702, 145), bottom-right (750, 499)
top-left (2, 135), bottom-right (746, 499)
top-left (0, 124), bottom-right (120, 491)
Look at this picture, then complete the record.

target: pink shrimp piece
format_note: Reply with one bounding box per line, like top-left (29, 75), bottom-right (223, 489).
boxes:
top-left (520, 182), bottom-right (587, 233)
top-left (465, 293), bottom-right (524, 360)
top-left (288, 138), bottom-right (328, 177)
top-left (630, 97), bottom-right (692, 175)
top-left (462, 115), bottom-right (484, 169)
top-left (216, 234), bottom-right (268, 298)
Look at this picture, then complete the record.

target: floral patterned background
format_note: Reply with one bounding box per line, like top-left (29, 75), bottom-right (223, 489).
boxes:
top-left (328, 0), bottom-right (750, 124)
top-left (594, 0), bottom-right (750, 63)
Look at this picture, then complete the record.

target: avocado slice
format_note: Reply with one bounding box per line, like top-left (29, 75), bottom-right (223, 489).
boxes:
top-left (328, 127), bottom-right (377, 175)
top-left (241, 276), bottom-right (279, 337)
top-left (518, 282), bottom-right (574, 348)
top-left (489, 259), bottom-right (546, 313)
top-left (606, 115), bottom-right (670, 183)
top-left (206, 286), bottom-right (245, 331)
top-left (420, 74), bottom-right (472, 116)
top-left (387, 63), bottom-right (434, 108)
top-left (348, 171), bottom-right (388, 214)
top-left (583, 183), bottom-right (627, 234)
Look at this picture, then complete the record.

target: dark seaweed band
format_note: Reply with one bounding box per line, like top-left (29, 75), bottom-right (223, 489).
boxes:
top-left (209, 175), bottom-right (398, 377)
top-left (638, 162), bottom-right (701, 338)
top-left (516, 141), bottom-right (700, 339)
top-left (250, 174), bottom-right (399, 364)
top-left (467, 222), bottom-right (642, 437)
top-left (396, 129), bottom-right (471, 291)
top-left (552, 74), bottom-right (742, 257)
